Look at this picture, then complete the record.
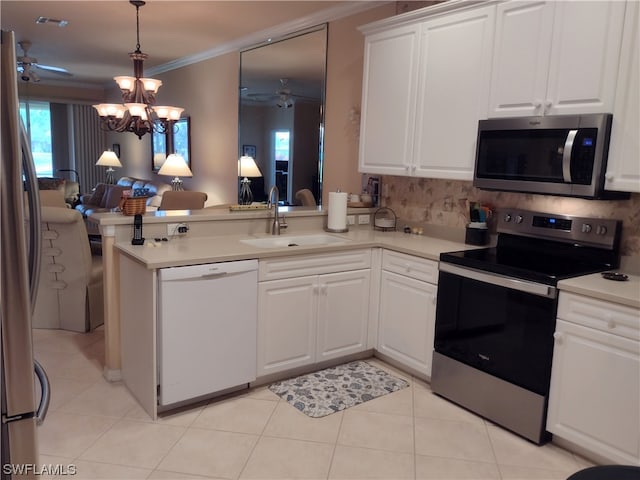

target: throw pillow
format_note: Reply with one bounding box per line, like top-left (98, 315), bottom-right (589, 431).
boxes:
top-left (101, 185), bottom-right (128, 209)
top-left (88, 183), bottom-right (107, 206)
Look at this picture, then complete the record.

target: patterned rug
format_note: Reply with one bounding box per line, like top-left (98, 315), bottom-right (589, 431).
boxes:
top-left (268, 360), bottom-right (410, 418)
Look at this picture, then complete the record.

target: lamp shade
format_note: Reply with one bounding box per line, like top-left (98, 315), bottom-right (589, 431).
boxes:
top-left (158, 153), bottom-right (192, 177)
top-left (96, 150), bottom-right (122, 167)
top-left (238, 155), bottom-right (262, 177)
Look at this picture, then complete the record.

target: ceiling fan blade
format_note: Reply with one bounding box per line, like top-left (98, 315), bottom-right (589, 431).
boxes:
top-left (34, 64), bottom-right (73, 76)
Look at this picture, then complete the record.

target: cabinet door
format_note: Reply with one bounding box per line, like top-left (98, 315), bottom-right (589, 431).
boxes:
top-left (489, 1), bottom-right (555, 117)
top-left (359, 24), bottom-right (419, 176)
top-left (606, 1), bottom-right (640, 193)
top-left (547, 320), bottom-right (640, 465)
top-left (413, 5), bottom-right (495, 180)
top-left (317, 270), bottom-right (370, 362)
top-left (378, 270), bottom-right (437, 376)
top-left (545, 1), bottom-right (626, 115)
top-left (257, 276), bottom-right (317, 376)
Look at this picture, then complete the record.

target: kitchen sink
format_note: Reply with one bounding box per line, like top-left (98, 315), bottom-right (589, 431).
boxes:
top-left (240, 233), bottom-right (351, 249)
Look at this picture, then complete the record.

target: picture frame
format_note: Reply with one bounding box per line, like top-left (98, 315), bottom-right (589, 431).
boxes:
top-left (242, 144), bottom-right (256, 159)
top-left (112, 143), bottom-right (121, 158)
top-left (151, 117), bottom-right (191, 172)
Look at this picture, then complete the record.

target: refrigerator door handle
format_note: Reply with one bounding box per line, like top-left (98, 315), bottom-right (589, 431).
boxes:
top-left (21, 120), bottom-right (42, 310)
top-left (34, 360), bottom-right (50, 425)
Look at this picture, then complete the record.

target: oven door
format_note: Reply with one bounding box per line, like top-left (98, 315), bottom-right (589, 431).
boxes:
top-left (434, 263), bottom-right (558, 396)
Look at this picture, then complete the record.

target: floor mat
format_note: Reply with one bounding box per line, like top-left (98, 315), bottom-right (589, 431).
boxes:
top-left (268, 360), bottom-right (410, 418)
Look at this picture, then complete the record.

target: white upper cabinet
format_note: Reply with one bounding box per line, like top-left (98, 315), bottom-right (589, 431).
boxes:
top-left (606, 1), bottom-right (640, 193)
top-left (358, 24), bottom-right (419, 176)
top-left (413, 5), bottom-right (495, 180)
top-left (359, 4), bottom-right (495, 180)
top-left (490, 1), bottom-right (626, 117)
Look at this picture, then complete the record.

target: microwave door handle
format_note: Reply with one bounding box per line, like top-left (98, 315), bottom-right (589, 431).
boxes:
top-left (562, 129), bottom-right (578, 183)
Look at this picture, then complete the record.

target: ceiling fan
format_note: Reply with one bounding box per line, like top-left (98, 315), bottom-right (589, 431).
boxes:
top-left (17, 40), bottom-right (72, 83)
top-left (243, 78), bottom-right (317, 108)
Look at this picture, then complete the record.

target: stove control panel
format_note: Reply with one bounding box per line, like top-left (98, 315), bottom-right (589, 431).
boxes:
top-left (497, 208), bottom-right (621, 248)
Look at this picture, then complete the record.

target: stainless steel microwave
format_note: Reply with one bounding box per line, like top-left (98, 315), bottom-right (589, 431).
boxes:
top-left (473, 113), bottom-right (628, 199)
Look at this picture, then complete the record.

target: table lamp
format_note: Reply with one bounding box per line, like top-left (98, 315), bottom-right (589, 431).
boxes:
top-left (238, 155), bottom-right (262, 205)
top-left (158, 153), bottom-right (192, 191)
top-left (96, 150), bottom-right (122, 184)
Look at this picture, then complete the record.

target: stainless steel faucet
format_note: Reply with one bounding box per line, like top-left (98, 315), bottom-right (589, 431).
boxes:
top-left (267, 185), bottom-right (281, 235)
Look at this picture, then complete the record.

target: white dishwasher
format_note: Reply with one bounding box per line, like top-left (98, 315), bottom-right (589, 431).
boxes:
top-left (158, 259), bottom-right (258, 406)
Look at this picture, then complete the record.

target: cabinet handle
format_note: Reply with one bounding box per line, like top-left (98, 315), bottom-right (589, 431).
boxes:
top-left (320, 284), bottom-right (328, 295)
top-left (534, 99), bottom-right (542, 111)
top-left (405, 264), bottom-right (412, 273)
top-left (606, 317), bottom-right (616, 329)
top-left (313, 285), bottom-right (319, 295)
top-left (411, 165), bottom-right (417, 172)
top-left (553, 332), bottom-right (564, 344)
top-left (544, 100), bottom-right (552, 114)
top-left (605, 173), bottom-right (614, 182)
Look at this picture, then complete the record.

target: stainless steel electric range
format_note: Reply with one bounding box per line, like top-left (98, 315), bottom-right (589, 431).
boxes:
top-left (431, 208), bottom-right (622, 444)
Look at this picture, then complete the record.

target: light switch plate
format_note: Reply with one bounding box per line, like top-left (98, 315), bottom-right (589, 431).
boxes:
top-left (358, 215), bottom-right (370, 225)
top-left (347, 215), bottom-right (356, 225)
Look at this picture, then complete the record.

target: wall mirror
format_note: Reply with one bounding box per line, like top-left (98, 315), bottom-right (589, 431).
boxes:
top-left (239, 25), bottom-right (327, 205)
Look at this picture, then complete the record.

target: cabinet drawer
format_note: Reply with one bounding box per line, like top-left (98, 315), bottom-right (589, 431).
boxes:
top-left (382, 249), bottom-right (438, 284)
top-left (558, 292), bottom-right (640, 341)
top-left (259, 249), bottom-right (371, 281)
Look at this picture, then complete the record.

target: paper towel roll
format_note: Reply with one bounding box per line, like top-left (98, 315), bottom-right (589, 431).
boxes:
top-left (327, 191), bottom-right (348, 231)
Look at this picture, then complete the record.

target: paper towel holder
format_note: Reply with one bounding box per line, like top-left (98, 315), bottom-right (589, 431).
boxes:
top-left (325, 189), bottom-right (349, 233)
top-left (325, 225), bottom-right (349, 233)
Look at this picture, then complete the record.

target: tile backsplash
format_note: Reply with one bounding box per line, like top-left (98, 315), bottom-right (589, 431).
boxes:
top-left (381, 175), bottom-right (640, 256)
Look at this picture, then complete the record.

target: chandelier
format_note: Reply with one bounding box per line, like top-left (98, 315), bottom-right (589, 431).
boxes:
top-left (93, 0), bottom-right (183, 139)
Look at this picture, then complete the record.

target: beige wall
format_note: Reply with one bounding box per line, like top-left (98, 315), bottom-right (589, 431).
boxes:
top-left (108, 4), bottom-right (396, 206)
top-left (323, 4), bottom-right (396, 205)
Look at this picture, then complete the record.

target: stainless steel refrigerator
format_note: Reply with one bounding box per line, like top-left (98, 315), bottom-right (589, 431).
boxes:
top-left (1, 30), bottom-right (50, 479)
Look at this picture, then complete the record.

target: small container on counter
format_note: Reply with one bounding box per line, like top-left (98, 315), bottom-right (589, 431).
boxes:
top-left (465, 222), bottom-right (489, 245)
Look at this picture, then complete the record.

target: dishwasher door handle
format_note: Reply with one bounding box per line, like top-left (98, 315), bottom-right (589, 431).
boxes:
top-left (200, 272), bottom-right (228, 279)
top-left (163, 270), bottom-right (256, 283)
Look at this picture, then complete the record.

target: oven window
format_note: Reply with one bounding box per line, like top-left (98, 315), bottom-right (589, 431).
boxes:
top-left (434, 271), bottom-right (557, 395)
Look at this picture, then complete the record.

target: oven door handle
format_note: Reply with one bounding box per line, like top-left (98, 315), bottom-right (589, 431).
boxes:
top-left (439, 263), bottom-right (557, 299)
top-left (562, 129), bottom-right (578, 183)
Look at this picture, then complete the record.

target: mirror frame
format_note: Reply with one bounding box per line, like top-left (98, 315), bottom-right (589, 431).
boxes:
top-left (238, 24), bottom-right (327, 205)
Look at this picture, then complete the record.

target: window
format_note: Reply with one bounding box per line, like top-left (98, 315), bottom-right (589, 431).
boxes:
top-left (274, 130), bottom-right (290, 161)
top-left (19, 100), bottom-right (53, 177)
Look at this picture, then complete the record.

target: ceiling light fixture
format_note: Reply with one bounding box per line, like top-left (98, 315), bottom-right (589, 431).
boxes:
top-left (93, 0), bottom-right (183, 140)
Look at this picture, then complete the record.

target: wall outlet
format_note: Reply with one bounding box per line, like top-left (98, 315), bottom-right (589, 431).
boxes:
top-left (358, 215), bottom-right (370, 225)
top-left (347, 215), bottom-right (356, 226)
top-left (167, 223), bottom-right (189, 236)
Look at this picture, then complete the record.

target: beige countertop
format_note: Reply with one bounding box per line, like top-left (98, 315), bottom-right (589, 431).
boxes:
top-left (558, 272), bottom-right (640, 309)
top-left (115, 229), bottom-right (473, 270)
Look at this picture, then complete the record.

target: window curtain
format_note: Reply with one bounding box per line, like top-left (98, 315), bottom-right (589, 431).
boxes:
top-left (70, 104), bottom-right (106, 194)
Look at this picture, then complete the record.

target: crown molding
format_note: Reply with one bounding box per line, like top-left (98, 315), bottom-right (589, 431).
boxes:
top-left (146, 1), bottom-right (391, 76)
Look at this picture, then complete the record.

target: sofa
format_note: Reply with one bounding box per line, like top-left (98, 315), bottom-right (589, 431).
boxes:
top-left (75, 176), bottom-right (171, 217)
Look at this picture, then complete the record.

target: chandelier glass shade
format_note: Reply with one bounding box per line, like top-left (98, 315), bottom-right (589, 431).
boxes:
top-left (93, 1), bottom-right (183, 139)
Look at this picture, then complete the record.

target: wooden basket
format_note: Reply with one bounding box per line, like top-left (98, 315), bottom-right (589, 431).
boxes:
top-left (120, 196), bottom-right (147, 216)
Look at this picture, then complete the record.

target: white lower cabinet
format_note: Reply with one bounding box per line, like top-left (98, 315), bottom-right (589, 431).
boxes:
top-left (377, 251), bottom-right (438, 377)
top-left (547, 292), bottom-right (640, 465)
top-left (257, 276), bottom-right (317, 375)
top-left (257, 250), bottom-right (371, 377)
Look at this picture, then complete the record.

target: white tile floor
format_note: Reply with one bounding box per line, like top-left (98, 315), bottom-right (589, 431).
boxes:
top-left (33, 327), bottom-right (595, 480)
